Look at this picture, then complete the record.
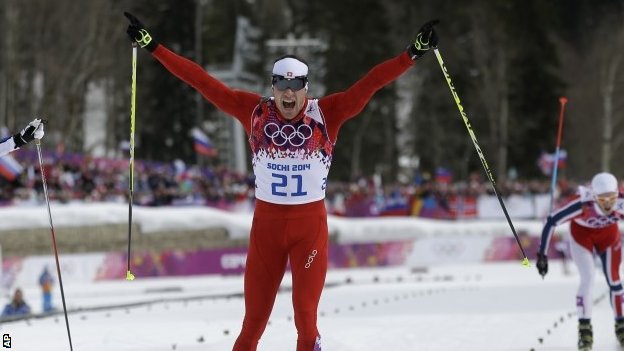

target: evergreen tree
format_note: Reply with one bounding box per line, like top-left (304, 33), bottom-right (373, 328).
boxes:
top-left (128, 0), bottom-right (202, 162)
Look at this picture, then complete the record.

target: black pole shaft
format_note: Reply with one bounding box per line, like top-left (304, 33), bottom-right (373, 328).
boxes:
top-left (126, 43), bottom-right (138, 279)
top-left (433, 48), bottom-right (528, 261)
top-left (36, 140), bottom-right (74, 351)
top-left (127, 191), bottom-right (133, 271)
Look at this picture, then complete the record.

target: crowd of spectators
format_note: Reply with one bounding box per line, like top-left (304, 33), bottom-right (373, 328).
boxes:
top-left (3, 150), bottom-right (255, 212)
top-left (324, 172), bottom-right (580, 218)
top-left (0, 150), bottom-right (581, 219)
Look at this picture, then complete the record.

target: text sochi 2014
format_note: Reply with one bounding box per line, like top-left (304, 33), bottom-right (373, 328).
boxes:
top-left (267, 163), bottom-right (311, 172)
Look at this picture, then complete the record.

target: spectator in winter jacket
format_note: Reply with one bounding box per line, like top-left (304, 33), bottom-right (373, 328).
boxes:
top-left (39, 266), bottom-right (55, 313)
top-left (1, 288), bottom-right (31, 317)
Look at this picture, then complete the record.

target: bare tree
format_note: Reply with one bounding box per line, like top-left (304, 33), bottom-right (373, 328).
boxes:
top-left (468, 5), bottom-right (511, 181)
top-left (594, 12), bottom-right (624, 171)
top-left (0, 0), bottom-right (20, 130)
top-left (0, 0), bottom-right (126, 151)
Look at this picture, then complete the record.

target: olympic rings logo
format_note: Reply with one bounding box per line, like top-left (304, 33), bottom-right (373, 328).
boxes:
top-left (584, 215), bottom-right (618, 227)
top-left (432, 242), bottom-right (464, 256)
top-left (264, 122), bottom-right (313, 147)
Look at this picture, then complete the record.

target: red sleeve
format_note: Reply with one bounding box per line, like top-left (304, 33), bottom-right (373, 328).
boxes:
top-left (318, 52), bottom-right (414, 140)
top-left (152, 45), bottom-right (260, 134)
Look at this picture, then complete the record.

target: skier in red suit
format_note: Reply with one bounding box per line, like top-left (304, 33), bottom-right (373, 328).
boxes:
top-left (538, 172), bottom-right (624, 351)
top-left (125, 12), bottom-right (438, 351)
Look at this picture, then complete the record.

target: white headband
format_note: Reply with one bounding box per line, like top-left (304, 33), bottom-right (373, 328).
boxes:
top-left (272, 57), bottom-right (308, 78)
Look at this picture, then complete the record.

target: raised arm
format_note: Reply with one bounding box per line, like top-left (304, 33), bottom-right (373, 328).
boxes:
top-left (151, 45), bottom-right (259, 132)
top-left (0, 118), bottom-right (45, 156)
top-left (319, 19), bottom-right (439, 139)
top-left (124, 12), bottom-right (259, 133)
top-left (319, 52), bottom-right (414, 125)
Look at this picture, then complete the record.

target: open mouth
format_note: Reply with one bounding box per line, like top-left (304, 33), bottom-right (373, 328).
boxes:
top-left (599, 203), bottom-right (614, 213)
top-left (283, 100), bottom-right (295, 109)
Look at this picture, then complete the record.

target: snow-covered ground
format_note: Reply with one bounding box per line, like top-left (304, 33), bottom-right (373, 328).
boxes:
top-left (1, 260), bottom-right (619, 351)
top-left (0, 203), bottom-right (611, 350)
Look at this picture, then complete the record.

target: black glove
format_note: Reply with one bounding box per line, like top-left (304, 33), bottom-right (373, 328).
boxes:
top-left (13, 118), bottom-right (44, 148)
top-left (407, 19), bottom-right (440, 60)
top-left (124, 12), bottom-right (158, 52)
top-left (536, 252), bottom-right (548, 277)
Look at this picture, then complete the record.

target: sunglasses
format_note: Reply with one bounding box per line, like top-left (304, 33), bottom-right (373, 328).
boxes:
top-left (595, 193), bottom-right (617, 202)
top-left (272, 75), bottom-right (307, 91)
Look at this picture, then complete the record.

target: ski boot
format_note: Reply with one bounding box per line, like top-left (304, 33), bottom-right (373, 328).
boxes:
top-left (616, 319), bottom-right (624, 347)
top-left (578, 320), bottom-right (593, 351)
top-left (313, 336), bottom-right (321, 351)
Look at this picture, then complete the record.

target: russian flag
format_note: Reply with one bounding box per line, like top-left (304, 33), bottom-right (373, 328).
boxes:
top-left (0, 154), bottom-right (23, 181)
top-left (435, 167), bottom-right (452, 184)
top-left (191, 127), bottom-right (217, 157)
top-left (538, 150), bottom-right (567, 176)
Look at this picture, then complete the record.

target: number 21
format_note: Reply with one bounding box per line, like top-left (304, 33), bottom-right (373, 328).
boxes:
top-left (271, 173), bottom-right (307, 197)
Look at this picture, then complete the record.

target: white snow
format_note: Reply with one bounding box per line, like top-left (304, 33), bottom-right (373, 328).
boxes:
top-left (0, 261), bottom-right (620, 351)
top-left (0, 203), bottom-right (616, 350)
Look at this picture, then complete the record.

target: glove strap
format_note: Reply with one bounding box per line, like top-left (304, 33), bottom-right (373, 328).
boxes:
top-left (13, 134), bottom-right (26, 148)
top-left (137, 29), bottom-right (153, 48)
top-left (407, 32), bottom-right (433, 60)
top-left (414, 32), bottom-right (431, 51)
top-left (407, 44), bottom-right (422, 60)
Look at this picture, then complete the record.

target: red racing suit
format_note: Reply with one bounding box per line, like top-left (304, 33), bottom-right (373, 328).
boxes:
top-left (152, 44), bottom-right (414, 351)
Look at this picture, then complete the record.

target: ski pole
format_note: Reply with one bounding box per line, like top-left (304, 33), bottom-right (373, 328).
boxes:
top-left (548, 97), bottom-right (568, 214)
top-left (433, 48), bottom-right (530, 267)
top-left (126, 42), bottom-right (137, 281)
top-left (36, 138), bottom-right (74, 351)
